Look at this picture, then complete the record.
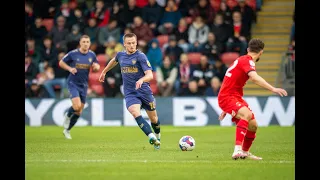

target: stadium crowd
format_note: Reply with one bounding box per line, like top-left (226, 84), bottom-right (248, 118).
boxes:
top-left (25, 0), bottom-right (264, 98)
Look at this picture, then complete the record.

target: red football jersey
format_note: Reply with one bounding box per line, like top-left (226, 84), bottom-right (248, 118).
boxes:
top-left (218, 55), bottom-right (256, 98)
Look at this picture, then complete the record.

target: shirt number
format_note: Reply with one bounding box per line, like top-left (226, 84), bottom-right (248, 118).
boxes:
top-left (225, 59), bottom-right (238, 77)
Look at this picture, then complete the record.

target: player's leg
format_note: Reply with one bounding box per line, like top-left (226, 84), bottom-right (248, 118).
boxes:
top-left (146, 109), bottom-right (161, 149)
top-left (126, 98), bottom-right (160, 146)
top-left (232, 106), bottom-right (253, 159)
top-left (140, 95), bottom-right (161, 148)
top-left (242, 117), bottom-right (262, 160)
top-left (63, 97), bottom-right (82, 139)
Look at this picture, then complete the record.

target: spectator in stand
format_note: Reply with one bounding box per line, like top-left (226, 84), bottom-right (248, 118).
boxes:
top-left (233, 0), bottom-right (256, 33)
top-left (175, 53), bottom-right (193, 95)
top-left (146, 38), bottom-right (163, 71)
top-left (177, 0), bottom-right (198, 17)
top-left (212, 59), bottom-right (228, 82)
top-left (156, 56), bottom-right (178, 96)
top-left (171, 18), bottom-right (190, 53)
top-left (42, 52), bottom-right (69, 99)
top-left (39, 37), bottom-right (58, 72)
top-left (210, 13), bottom-right (233, 52)
top-left (66, 24), bottom-right (83, 52)
top-left (142, 0), bottom-right (164, 35)
top-left (201, 32), bottom-right (223, 64)
top-left (188, 16), bottom-right (209, 52)
top-left (120, 27), bottom-right (133, 44)
top-left (25, 2), bottom-right (35, 36)
top-left (191, 54), bottom-right (214, 94)
top-left (29, 17), bottom-right (48, 47)
top-left (226, 11), bottom-right (250, 55)
top-left (25, 55), bottom-right (39, 87)
top-left (132, 16), bottom-right (154, 52)
top-left (189, 0), bottom-right (215, 24)
top-left (25, 79), bottom-right (47, 98)
top-left (25, 38), bottom-right (41, 69)
top-left (48, 15), bottom-right (69, 52)
top-left (103, 59), bottom-right (122, 97)
top-left (97, 19), bottom-right (121, 54)
top-left (87, 0), bottom-right (111, 27)
top-left (84, 18), bottom-right (99, 52)
top-left (164, 35), bottom-right (184, 66)
top-left (67, 8), bottom-right (86, 33)
top-left (119, 0), bottom-right (142, 28)
top-left (180, 80), bottom-right (202, 96)
top-left (158, 0), bottom-right (182, 34)
top-left (205, 76), bottom-right (221, 96)
top-left (217, 1), bottom-right (232, 24)
top-left (105, 36), bottom-right (124, 61)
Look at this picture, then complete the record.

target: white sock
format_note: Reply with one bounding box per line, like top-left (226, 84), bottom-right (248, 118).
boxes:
top-left (155, 133), bottom-right (161, 140)
top-left (148, 133), bottom-right (156, 139)
top-left (234, 145), bottom-right (242, 152)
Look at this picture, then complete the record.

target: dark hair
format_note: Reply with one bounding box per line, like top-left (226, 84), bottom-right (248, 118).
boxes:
top-left (80, 35), bottom-right (90, 41)
top-left (248, 38), bottom-right (265, 53)
top-left (123, 33), bottom-right (137, 42)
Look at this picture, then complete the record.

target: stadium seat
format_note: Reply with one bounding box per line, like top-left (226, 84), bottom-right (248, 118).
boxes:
top-left (156, 35), bottom-right (169, 48)
top-left (90, 84), bottom-right (104, 96)
top-left (89, 72), bottom-right (102, 86)
top-left (220, 52), bottom-right (240, 65)
top-left (187, 52), bottom-right (202, 65)
top-left (150, 83), bottom-right (159, 95)
top-left (42, 18), bottom-right (54, 32)
top-left (96, 54), bottom-right (108, 66)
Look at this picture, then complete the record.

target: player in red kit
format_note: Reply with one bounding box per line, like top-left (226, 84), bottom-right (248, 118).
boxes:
top-left (218, 38), bottom-right (288, 160)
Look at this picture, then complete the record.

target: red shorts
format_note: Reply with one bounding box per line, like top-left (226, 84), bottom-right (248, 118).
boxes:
top-left (218, 96), bottom-right (255, 123)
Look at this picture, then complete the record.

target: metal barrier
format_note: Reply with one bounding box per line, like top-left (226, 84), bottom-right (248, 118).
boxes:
top-left (276, 50), bottom-right (295, 95)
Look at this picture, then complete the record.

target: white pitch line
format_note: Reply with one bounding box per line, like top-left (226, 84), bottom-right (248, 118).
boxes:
top-left (25, 159), bottom-right (294, 164)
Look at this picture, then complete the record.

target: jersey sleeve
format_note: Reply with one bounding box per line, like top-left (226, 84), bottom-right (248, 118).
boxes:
top-left (241, 58), bottom-right (256, 74)
top-left (139, 53), bottom-right (152, 72)
top-left (92, 52), bottom-right (98, 64)
top-left (62, 52), bottom-right (72, 63)
top-left (114, 52), bottom-right (120, 62)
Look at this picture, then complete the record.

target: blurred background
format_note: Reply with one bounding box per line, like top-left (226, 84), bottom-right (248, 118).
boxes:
top-left (25, 0), bottom-right (295, 127)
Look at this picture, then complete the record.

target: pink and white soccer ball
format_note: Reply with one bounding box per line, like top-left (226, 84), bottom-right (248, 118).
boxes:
top-left (179, 135), bottom-right (196, 151)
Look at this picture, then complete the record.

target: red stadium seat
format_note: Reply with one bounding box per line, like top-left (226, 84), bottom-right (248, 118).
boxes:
top-left (89, 72), bottom-right (101, 86)
top-left (246, 0), bottom-right (256, 10)
top-left (96, 54), bottom-right (108, 66)
top-left (150, 83), bottom-right (159, 95)
top-left (187, 52), bottom-right (202, 65)
top-left (90, 84), bottom-right (104, 96)
top-left (220, 52), bottom-right (240, 65)
top-left (42, 18), bottom-right (54, 32)
top-left (156, 35), bottom-right (169, 48)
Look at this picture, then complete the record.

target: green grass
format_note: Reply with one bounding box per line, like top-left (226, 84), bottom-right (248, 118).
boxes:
top-left (26, 126), bottom-right (295, 180)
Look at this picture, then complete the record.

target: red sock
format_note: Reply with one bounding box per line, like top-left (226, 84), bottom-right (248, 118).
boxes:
top-left (235, 120), bottom-right (248, 145)
top-left (242, 130), bottom-right (256, 151)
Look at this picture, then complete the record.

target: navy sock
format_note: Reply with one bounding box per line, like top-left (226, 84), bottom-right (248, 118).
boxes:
top-left (135, 116), bottom-right (152, 136)
top-left (67, 114), bottom-right (80, 131)
top-left (151, 119), bottom-right (161, 134)
top-left (67, 107), bottom-right (75, 117)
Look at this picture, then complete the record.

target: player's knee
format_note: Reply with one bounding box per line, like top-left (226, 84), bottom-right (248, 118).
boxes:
top-left (72, 104), bottom-right (82, 112)
top-left (128, 107), bottom-right (140, 118)
top-left (248, 120), bottom-right (258, 132)
top-left (150, 114), bottom-right (158, 124)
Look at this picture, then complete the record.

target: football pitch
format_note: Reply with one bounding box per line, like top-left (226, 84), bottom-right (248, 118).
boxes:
top-left (26, 126), bottom-right (295, 180)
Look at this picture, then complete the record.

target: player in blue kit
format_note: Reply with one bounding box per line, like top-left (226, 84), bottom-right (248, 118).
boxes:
top-left (59, 35), bottom-right (100, 139)
top-left (99, 33), bottom-right (161, 149)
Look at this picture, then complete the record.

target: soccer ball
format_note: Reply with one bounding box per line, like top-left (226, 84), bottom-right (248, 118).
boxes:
top-left (179, 135), bottom-right (196, 151)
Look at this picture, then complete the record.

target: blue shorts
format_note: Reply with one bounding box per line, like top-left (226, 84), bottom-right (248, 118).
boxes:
top-left (125, 93), bottom-right (156, 111)
top-left (67, 82), bottom-right (87, 104)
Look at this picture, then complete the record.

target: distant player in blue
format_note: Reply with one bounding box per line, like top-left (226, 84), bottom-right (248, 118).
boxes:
top-left (59, 35), bottom-right (100, 139)
top-left (99, 33), bottom-right (161, 149)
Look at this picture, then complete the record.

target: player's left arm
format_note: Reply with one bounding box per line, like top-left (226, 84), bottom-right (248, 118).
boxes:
top-left (136, 53), bottom-right (153, 89)
top-left (91, 53), bottom-right (100, 72)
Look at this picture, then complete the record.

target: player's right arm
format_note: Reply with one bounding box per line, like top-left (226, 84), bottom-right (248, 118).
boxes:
top-left (248, 71), bottom-right (288, 97)
top-left (59, 52), bottom-right (77, 75)
top-left (98, 57), bottom-right (118, 82)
